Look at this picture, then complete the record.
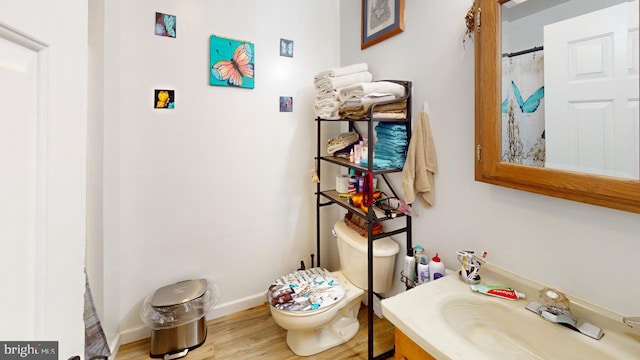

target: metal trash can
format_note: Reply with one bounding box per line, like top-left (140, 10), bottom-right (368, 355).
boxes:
top-left (145, 279), bottom-right (210, 359)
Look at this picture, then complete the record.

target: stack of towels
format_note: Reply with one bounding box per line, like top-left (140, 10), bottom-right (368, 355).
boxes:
top-left (338, 81), bottom-right (407, 120)
top-left (314, 63), bottom-right (373, 119)
top-left (368, 122), bottom-right (408, 169)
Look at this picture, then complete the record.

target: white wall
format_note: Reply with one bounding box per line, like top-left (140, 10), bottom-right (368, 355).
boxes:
top-left (340, 0), bottom-right (640, 315)
top-left (99, 0), bottom-right (342, 342)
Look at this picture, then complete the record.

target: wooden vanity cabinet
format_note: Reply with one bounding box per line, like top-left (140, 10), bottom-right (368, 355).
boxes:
top-left (394, 328), bottom-right (435, 360)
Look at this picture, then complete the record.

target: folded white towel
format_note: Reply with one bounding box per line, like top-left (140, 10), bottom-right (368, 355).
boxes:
top-left (330, 71), bottom-right (372, 89)
top-left (341, 93), bottom-right (397, 108)
top-left (314, 99), bottom-right (341, 119)
top-left (314, 86), bottom-right (336, 97)
top-left (314, 63), bottom-right (369, 80)
top-left (338, 81), bottom-right (406, 101)
top-left (315, 91), bottom-right (339, 103)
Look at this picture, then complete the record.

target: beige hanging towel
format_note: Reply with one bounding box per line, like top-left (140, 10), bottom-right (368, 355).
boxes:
top-left (402, 110), bottom-right (437, 208)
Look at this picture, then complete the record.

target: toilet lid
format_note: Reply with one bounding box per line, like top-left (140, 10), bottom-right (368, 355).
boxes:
top-left (267, 268), bottom-right (346, 312)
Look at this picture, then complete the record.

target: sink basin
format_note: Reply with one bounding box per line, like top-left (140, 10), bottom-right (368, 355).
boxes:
top-left (440, 296), bottom-right (611, 359)
top-left (382, 263), bottom-right (640, 359)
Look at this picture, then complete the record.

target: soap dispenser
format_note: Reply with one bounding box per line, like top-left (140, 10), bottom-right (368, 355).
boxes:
top-left (429, 253), bottom-right (445, 281)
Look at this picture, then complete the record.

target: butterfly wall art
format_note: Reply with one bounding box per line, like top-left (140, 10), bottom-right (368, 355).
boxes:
top-left (209, 35), bottom-right (255, 89)
top-left (154, 89), bottom-right (175, 109)
top-left (155, 12), bottom-right (176, 38)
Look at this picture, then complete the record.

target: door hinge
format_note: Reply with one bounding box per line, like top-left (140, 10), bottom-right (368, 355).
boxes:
top-left (476, 144), bottom-right (481, 162)
top-left (476, 7), bottom-right (481, 33)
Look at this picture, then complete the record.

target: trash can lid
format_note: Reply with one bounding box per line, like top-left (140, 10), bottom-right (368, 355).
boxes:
top-left (151, 279), bottom-right (208, 307)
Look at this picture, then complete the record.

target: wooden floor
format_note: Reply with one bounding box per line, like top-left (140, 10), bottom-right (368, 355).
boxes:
top-left (117, 303), bottom-right (395, 360)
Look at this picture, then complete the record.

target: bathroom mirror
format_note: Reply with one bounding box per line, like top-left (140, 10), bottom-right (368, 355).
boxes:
top-left (474, 0), bottom-right (640, 213)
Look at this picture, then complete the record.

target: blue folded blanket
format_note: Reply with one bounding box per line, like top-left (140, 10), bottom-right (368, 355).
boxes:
top-left (376, 122), bottom-right (406, 131)
top-left (376, 129), bottom-right (407, 139)
top-left (374, 145), bottom-right (407, 156)
top-left (359, 157), bottom-right (393, 169)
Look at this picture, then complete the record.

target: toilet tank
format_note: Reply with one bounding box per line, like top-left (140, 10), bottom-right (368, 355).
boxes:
top-left (333, 220), bottom-right (399, 293)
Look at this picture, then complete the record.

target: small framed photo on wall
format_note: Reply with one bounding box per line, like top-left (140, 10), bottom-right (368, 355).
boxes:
top-left (155, 12), bottom-right (176, 38)
top-left (279, 96), bottom-right (293, 112)
top-left (280, 38), bottom-right (293, 57)
top-left (154, 89), bottom-right (175, 109)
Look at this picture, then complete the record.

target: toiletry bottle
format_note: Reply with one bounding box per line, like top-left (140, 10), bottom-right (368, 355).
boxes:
top-left (403, 248), bottom-right (415, 287)
top-left (413, 245), bottom-right (426, 285)
top-left (429, 253), bottom-right (445, 281)
top-left (348, 169), bottom-right (357, 194)
top-left (361, 136), bottom-right (368, 162)
top-left (349, 149), bottom-right (354, 163)
top-left (417, 252), bottom-right (429, 284)
top-left (413, 245), bottom-right (425, 273)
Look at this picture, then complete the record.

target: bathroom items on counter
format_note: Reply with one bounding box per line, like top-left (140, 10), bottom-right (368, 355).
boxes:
top-left (417, 251), bottom-right (429, 285)
top-left (456, 249), bottom-right (486, 284)
top-left (428, 253), bottom-right (445, 281)
top-left (402, 245), bottom-right (447, 288)
top-left (268, 220), bottom-right (399, 356)
top-left (140, 279), bottom-right (219, 359)
top-left (403, 248), bottom-right (416, 288)
top-left (471, 284), bottom-right (526, 300)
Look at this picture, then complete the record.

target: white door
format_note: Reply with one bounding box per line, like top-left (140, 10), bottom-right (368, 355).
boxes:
top-left (544, 1), bottom-right (639, 179)
top-left (0, 1), bottom-right (87, 359)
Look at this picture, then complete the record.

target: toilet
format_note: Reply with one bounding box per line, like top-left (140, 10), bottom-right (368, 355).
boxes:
top-left (268, 220), bottom-right (399, 356)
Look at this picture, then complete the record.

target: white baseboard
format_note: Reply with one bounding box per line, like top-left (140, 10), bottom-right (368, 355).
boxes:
top-left (107, 333), bottom-right (121, 359)
top-left (114, 291), bottom-right (266, 350)
top-left (207, 291), bottom-right (266, 320)
top-left (118, 324), bottom-right (150, 347)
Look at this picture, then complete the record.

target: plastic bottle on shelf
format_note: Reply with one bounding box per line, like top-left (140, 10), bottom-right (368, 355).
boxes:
top-left (429, 253), bottom-right (445, 281)
top-left (403, 248), bottom-right (415, 287)
top-left (413, 245), bottom-right (425, 283)
top-left (417, 251), bottom-right (429, 284)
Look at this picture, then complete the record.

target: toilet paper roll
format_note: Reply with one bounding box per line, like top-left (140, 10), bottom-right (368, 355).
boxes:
top-left (336, 175), bottom-right (350, 194)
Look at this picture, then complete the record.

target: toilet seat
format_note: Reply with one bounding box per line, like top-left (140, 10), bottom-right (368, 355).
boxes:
top-left (268, 268), bottom-right (346, 314)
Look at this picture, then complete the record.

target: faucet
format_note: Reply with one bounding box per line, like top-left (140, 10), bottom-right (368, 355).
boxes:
top-left (624, 317), bottom-right (640, 328)
top-left (524, 288), bottom-right (605, 340)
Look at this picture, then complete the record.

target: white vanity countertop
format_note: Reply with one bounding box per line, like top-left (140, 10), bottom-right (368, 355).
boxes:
top-left (381, 263), bottom-right (640, 359)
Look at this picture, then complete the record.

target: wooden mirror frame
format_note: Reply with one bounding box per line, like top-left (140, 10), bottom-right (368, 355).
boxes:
top-left (474, 0), bottom-right (640, 214)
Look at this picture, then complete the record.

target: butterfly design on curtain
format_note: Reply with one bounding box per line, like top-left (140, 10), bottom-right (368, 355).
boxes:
top-left (502, 81), bottom-right (544, 113)
top-left (211, 42), bottom-right (254, 87)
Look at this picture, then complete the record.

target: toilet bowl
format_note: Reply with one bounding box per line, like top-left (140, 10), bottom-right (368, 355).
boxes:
top-left (268, 220), bottom-right (399, 356)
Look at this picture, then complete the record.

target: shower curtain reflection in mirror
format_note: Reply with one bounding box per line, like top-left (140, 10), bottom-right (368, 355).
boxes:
top-left (501, 51), bottom-right (546, 167)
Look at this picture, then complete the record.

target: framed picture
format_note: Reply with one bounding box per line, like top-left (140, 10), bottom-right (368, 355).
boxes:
top-left (279, 96), bottom-right (293, 112)
top-left (280, 38), bottom-right (293, 57)
top-left (361, 0), bottom-right (405, 49)
top-left (210, 35), bottom-right (255, 89)
top-left (154, 89), bottom-right (175, 109)
top-left (155, 12), bottom-right (176, 38)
